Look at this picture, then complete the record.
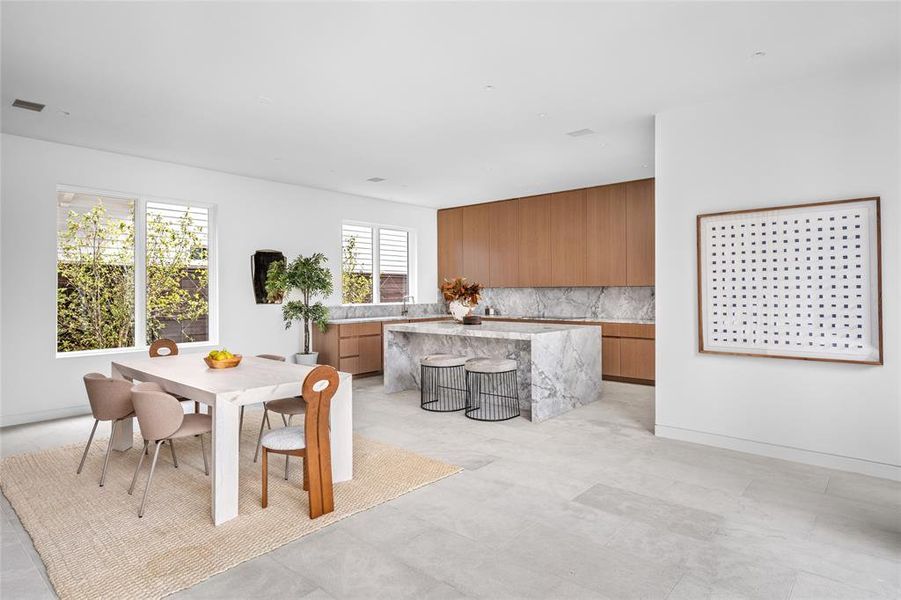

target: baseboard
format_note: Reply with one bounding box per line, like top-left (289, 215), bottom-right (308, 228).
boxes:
top-left (655, 424), bottom-right (901, 482)
top-left (0, 405), bottom-right (92, 428)
top-left (604, 375), bottom-right (655, 386)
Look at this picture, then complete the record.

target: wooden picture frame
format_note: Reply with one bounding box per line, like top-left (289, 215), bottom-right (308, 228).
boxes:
top-left (697, 197), bottom-right (882, 365)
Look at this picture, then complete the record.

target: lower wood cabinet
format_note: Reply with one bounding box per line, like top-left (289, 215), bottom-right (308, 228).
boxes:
top-left (601, 322), bottom-right (654, 385)
top-left (618, 338), bottom-right (655, 381)
top-left (314, 321), bottom-right (383, 376)
top-left (601, 337), bottom-right (621, 377)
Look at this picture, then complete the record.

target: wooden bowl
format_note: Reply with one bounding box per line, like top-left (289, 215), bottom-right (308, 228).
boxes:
top-left (204, 354), bottom-right (242, 369)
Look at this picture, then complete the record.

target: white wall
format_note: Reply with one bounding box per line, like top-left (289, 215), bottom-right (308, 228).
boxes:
top-left (655, 70), bottom-right (900, 479)
top-left (0, 134), bottom-right (437, 425)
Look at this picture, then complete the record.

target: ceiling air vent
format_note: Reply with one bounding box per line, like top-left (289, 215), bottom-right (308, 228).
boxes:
top-left (566, 128), bottom-right (596, 137)
top-left (367, 177), bottom-right (386, 182)
top-left (12, 99), bottom-right (45, 112)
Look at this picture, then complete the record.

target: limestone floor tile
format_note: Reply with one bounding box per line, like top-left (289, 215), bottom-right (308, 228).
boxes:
top-left (170, 554), bottom-right (320, 599)
top-left (574, 482), bottom-right (724, 540)
top-left (808, 513), bottom-right (901, 559)
top-left (665, 574), bottom-right (754, 600)
top-left (825, 472), bottom-right (901, 508)
top-left (789, 571), bottom-right (887, 600)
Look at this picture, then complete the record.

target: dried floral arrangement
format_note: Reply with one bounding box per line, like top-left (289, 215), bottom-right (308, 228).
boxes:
top-left (440, 277), bottom-right (482, 305)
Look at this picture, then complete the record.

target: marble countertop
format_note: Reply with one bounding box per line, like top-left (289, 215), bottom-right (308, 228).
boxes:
top-left (384, 320), bottom-right (597, 341)
top-left (327, 314), bottom-right (449, 325)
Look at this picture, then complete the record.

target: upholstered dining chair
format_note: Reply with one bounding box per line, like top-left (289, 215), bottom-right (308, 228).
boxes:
top-left (78, 373), bottom-right (135, 487)
top-left (149, 338), bottom-right (201, 414)
top-left (260, 364), bottom-right (338, 519)
top-left (251, 354), bottom-right (306, 463)
top-left (129, 382), bottom-right (212, 518)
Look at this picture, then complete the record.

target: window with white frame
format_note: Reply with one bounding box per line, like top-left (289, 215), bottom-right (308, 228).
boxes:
top-left (341, 222), bottom-right (411, 304)
top-left (56, 188), bottom-right (214, 354)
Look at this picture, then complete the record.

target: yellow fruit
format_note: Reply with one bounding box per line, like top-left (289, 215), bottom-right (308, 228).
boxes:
top-left (208, 350), bottom-right (217, 358)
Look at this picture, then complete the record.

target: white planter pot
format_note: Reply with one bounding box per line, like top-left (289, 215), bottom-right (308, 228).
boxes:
top-left (294, 352), bottom-right (319, 365)
top-left (448, 300), bottom-right (473, 322)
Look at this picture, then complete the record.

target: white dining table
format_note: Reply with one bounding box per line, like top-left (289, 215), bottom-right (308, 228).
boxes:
top-left (109, 354), bottom-right (353, 525)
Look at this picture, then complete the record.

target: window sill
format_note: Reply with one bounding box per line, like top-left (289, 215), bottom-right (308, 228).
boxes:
top-left (339, 302), bottom-right (405, 307)
top-left (56, 340), bottom-right (219, 359)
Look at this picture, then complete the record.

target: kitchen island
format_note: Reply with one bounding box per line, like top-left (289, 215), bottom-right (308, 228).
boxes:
top-left (383, 320), bottom-right (602, 421)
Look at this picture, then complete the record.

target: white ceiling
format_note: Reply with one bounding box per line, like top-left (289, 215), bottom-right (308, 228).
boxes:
top-left (2, 2), bottom-right (897, 208)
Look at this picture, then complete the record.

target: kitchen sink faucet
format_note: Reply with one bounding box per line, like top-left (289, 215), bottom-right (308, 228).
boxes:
top-left (401, 295), bottom-right (415, 316)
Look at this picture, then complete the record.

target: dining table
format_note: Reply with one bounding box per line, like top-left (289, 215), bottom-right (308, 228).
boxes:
top-left (109, 354), bottom-right (353, 525)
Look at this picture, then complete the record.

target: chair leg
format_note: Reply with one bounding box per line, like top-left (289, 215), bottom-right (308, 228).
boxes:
top-left (129, 440), bottom-right (149, 495)
top-left (253, 408), bottom-right (268, 463)
top-left (194, 401), bottom-right (200, 414)
top-left (99, 420), bottom-right (118, 487)
top-left (285, 454), bottom-right (290, 481)
top-left (76, 419), bottom-right (99, 475)
top-left (302, 456), bottom-right (309, 491)
top-left (169, 439), bottom-right (179, 468)
top-left (281, 413), bottom-right (288, 427)
top-left (239, 406), bottom-right (245, 436)
top-left (200, 433), bottom-right (209, 476)
top-left (139, 441), bottom-right (163, 518)
top-left (261, 448), bottom-right (269, 508)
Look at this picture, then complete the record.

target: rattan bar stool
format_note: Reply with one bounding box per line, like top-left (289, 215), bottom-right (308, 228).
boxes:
top-left (464, 358), bottom-right (520, 422)
top-left (420, 354), bottom-right (468, 412)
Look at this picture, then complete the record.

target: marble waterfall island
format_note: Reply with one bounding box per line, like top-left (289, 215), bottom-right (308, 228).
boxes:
top-left (383, 321), bottom-right (602, 421)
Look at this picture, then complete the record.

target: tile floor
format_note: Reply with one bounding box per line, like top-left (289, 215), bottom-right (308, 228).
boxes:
top-left (2, 379), bottom-right (899, 599)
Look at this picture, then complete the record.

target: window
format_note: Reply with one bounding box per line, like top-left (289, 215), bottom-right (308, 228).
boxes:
top-left (56, 188), bottom-right (214, 354)
top-left (341, 223), bottom-right (411, 304)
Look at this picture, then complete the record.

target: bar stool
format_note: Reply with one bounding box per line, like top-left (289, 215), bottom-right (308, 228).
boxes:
top-left (420, 354), bottom-right (468, 412)
top-left (464, 358), bottom-right (520, 421)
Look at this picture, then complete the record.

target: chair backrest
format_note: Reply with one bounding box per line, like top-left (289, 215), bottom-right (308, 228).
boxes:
top-left (149, 338), bottom-right (178, 358)
top-left (302, 365), bottom-right (340, 515)
top-left (83, 373), bottom-right (134, 421)
top-left (256, 354), bottom-right (286, 362)
top-left (131, 382), bottom-right (185, 441)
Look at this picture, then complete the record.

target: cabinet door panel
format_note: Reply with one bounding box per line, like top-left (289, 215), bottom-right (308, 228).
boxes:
top-left (549, 189), bottom-right (587, 286)
top-left (437, 208), bottom-right (463, 286)
top-left (518, 195), bottom-right (552, 287)
top-left (358, 335), bottom-right (382, 373)
top-left (339, 356), bottom-right (360, 375)
top-left (586, 184), bottom-right (627, 286)
top-left (602, 337), bottom-right (621, 377)
top-left (338, 337), bottom-right (359, 358)
top-left (489, 200), bottom-right (520, 287)
top-left (626, 179), bottom-right (655, 286)
top-left (462, 204), bottom-right (491, 284)
top-left (620, 338), bottom-right (655, 380)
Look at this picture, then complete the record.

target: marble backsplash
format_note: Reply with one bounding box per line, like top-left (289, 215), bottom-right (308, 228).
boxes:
top-left (326, 302), bottom-right (446, 320)
top-left (477, 287), bottom-right (655, 321)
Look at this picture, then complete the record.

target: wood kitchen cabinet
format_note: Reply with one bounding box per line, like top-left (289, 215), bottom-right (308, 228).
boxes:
top-left (601, 337), bottom-right (621, 377)
top-left (619, 338), bottom-right (655, 381)
top-left (518, 195), bottom-right (553, 287)
top-left (626, 178), bottom-right (655, 286)
top-left (549, 189), bottom-right (587, 286)
top-left (313, 321), bottom-right (382, 376)
top-left (437, 207), bottom-right (463, 286)
top-left (462, 204), bottom-right (491, 285)
top-left (586, 183), bottom-right (627, 286)
top-left (489, 199), bottom-right (520, 287)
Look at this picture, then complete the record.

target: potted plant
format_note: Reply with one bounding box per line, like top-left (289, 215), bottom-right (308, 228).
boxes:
top-left (441, 277), bottom-right (482, 322)
top-left (265, 253), bottom-right (334, 365)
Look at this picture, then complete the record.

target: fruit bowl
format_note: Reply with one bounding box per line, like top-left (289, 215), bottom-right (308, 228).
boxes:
top-left (204, 354), bottom-right (242, 369)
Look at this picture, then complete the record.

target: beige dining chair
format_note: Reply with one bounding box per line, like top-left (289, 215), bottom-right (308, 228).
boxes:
top-left (260, 365), bottom-right (338, 519)
top-left (128, 382), bottom-right (212, 518)
top-left (78, 373), bottom-right (135, 487)
top-left (250, 354), bottom-right (307, 465)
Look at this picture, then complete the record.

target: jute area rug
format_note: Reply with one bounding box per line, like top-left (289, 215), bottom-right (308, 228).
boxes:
top-left (0, 413), bottom-right (460, 600)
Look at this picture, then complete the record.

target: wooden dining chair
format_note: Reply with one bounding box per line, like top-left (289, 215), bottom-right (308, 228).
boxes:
top-left (260, 365), bottom-right (338, 519)
top-left (149, 338), bottom-right (201, 414)
top-left (128, 382), bottom-right (212, 518)
top-left (78, 373), bottom-right (135, 487)
top-left (250, 354), bottom-right (306, 463)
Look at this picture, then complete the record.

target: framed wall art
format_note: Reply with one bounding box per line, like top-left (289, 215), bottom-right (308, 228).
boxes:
top-left (697, 197), bottom-right (882, 365)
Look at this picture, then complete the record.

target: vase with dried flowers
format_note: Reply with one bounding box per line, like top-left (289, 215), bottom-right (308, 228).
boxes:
top-left (440, 277), bottom-right (482, 322)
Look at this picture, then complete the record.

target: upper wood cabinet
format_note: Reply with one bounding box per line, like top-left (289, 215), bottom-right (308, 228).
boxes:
top-left (437, 177), bottom-right (653, 290)
top-left (625, 178), bottom-right (655, 286)
top-left (462, 204), bottom-right (491, 285)
top-left (518, 195), bottom-right (553, 287)
top-left (549, 189), bottom-right (587, 287)
top-left (586, 183), bottom-right (627, 286)
top-left (489, 200), bottom-right (520, 287)
top-left (437, 208), bottom-right (463, 286)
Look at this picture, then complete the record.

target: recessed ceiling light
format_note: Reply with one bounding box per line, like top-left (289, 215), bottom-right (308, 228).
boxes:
top-left (273, 157), bottom-right (282, 161)
top-left (367, 177), bottom-right (386, 183)
top-left (12, 98), bottom-right (45, 112)
top-left (566, 128), bottom-right (596, 137)
top-left (483, 85), bottom-right (495, 91)
top-left (257, 95), bottom-right (272, 104)
top-left (642, 163), bottom-right (649, 168)
top-left (58, 109), bottom-right (71, 117)
top-left (537, 112), bottom-right (547, 118)
top-left (750, 50), bottom-right (767, 60)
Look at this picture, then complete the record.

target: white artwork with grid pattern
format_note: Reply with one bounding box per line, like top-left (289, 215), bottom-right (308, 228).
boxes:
top-left (698, 199), bottom-right (881, 363)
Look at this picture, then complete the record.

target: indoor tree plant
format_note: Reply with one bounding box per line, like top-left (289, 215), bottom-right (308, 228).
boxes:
top-left (265, 253), bottom-right (334, 365)
top-left (441, 277), bottom-right (482, 322)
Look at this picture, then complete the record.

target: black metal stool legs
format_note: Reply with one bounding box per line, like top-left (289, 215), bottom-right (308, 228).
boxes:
top-left (420, 364), bottom-right (467, 412)
top-left (465, 369), bottom-right (520, 422)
